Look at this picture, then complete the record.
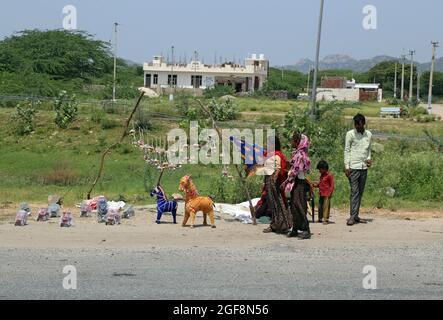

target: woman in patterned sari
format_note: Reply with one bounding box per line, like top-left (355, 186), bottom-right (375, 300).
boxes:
top-left (283, 132), bottom-right (312, 240)
top-left (260, 136), bottom-right (292, 234)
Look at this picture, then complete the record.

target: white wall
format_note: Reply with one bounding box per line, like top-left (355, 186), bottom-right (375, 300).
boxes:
top-left (145, 71), bottom-right (215, 89)
top-left (316, 88), bottom-right (360, 102)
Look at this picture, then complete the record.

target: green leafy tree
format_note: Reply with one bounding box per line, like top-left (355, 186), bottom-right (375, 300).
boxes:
top-left (367, 61), bottom-right (416, 98)
top-left (208, 98), bottom-right (239, 121)
top-left (0, 29), bottom-right (112, 79)
top-left (421, 71), bottom-right (443, 97)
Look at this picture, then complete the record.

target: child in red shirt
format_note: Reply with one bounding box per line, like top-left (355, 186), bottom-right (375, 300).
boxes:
top-left (314, 160), bottom-right (335, 225)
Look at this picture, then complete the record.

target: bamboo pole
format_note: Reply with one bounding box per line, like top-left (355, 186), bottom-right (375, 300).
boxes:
top-left (87, 92), bottom-right (145, 199)
top-left (196, 100), bottom-right (257, 225)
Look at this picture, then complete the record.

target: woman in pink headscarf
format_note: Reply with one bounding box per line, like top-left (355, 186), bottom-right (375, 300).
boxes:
top-left (283, 132), bottom-right (312, 240)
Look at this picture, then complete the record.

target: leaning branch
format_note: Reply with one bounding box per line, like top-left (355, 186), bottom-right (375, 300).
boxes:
top-left (196, 99), bottom-right (257, 225)
top-left (87, 92), bottom-right (145, 199)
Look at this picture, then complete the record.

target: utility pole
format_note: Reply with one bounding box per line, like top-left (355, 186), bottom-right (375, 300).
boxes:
top-left (417, 72), bottom-right (420, 101)
top-left (307, 66), bottom-right (311, 96)
top-left (427, 41), bottom-right (439, 114)
top-left (401, 53), bottom-right (406, 101)
top-left (112, 22), bottom-right (119, 102)
top-left (394, 62), bottom-right (398, 99)
top-left (310, 0), bottom-right (325, 119)
top-left (409, 50), bottom-right (415, 103)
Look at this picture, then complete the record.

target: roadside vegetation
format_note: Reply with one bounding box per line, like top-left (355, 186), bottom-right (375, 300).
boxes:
top-left (0, 29), bottom-right (442, 212)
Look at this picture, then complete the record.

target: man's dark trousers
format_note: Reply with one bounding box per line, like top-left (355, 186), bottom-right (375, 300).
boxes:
top-left (348, 169), bottom-right (368, 221)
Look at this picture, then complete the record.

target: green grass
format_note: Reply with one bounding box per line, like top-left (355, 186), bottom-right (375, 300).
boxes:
top-left (1, 97), bottom-right (442, 211)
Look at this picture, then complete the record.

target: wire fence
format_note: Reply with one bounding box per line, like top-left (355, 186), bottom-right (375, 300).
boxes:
top-left (0, 94), bottom-right (189, 121)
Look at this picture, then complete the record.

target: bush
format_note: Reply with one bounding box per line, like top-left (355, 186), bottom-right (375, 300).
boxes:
top-left (12, 100), bottom-right (39, 135)
top-left (53, 91), bottom-right (78, 129)
top-left (209, 172), bottom-right (263, 204)
top-left (385, 98), bottom-right (400, 106)
top-left (280, 105), bottom-right (345, 160)
top-left (208, 98), bottom-right (239, 121)
top-left (416, 114), bottom-right (437, 123)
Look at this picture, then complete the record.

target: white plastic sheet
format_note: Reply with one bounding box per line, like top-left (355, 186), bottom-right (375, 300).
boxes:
top-left (214, 198), bottom-right (260, 224)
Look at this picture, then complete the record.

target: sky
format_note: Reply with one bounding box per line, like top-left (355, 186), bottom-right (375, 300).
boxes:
top-left (0, 0), bottom-right (441, 66)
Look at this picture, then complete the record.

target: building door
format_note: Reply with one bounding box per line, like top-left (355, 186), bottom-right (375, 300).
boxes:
top-left (145, 74), bottom-right (151, 88)
top-left (254, 77), bottom-right (260, 91)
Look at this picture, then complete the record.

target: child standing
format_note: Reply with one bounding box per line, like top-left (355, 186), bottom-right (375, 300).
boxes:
top-left (314, 161), bottom-right (335, 225)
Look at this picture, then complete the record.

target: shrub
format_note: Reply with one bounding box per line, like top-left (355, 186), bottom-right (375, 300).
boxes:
top-left (385, 98), bottom-right (400, 106)
top-left (209, 172), bottom-right (262, 204)
top-left (280, 105), bottom-right (345, 160)
top-left (208, 98), bottom-right (239, 121)
top-left (53, 91), bottom-right (78, 129)
top-left (12, 100), bottom-right (39, 135)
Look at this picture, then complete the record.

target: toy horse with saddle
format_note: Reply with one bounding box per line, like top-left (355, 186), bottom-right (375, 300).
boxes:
top-left (179, 175), bottom-right (216, 229)
top-left (150, 185), bottom-right (178, 224)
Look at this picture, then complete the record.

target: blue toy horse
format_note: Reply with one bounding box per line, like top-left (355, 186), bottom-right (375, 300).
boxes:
top-left (150, 185), bottom-right (178, 224)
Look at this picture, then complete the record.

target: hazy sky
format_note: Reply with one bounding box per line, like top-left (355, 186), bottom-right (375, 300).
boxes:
top-left (0, 0), bottom-right (441, 66)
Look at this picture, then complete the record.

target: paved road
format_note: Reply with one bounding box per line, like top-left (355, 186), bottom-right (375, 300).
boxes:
top-left (1, 243), bottom-right (442, 300)
top-left (1, 205), bottom-right (442, 300)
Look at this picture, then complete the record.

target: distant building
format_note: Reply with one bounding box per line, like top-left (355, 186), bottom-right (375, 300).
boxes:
top-left (317, 76), bottom-right (383, 102)
top-left (143, 54), bottom-right (269, 95)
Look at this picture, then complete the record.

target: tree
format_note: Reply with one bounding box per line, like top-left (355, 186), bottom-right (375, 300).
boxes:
top-left (421, 71), bottom-right (443, 97)
top-left (367, 60), bottom-right (416, 96)
top-left (0, 29), bottom-right (113, 80)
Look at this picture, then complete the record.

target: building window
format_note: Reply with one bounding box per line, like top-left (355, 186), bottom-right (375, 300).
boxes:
top-left (191, 75), bottom-right (203, 88)
top-left (153, 74), bottom-right (158, 85)
top-left (168, 74), bottom-right (177, 86)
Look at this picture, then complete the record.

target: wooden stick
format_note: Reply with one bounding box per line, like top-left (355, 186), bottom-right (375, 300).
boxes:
top-left (196, 100), bottom-right (257, 225)
top-left (87, 92), bottom-right (145, 200)
top-left (157, 168), bottom-right (165, 186)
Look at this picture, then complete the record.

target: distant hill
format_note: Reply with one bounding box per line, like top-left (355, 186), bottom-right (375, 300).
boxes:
top-left (418, 57), bottom-right (443, 73)
top-left (283, 54), bottom-right (443, 74)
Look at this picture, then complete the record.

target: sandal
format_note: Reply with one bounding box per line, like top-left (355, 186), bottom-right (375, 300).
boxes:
top-left (263, 227), bottom-right (273, 233)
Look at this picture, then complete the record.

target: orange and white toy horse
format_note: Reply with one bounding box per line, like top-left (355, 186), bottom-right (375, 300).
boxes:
top-left (179, 175), bottom-right (216, 229)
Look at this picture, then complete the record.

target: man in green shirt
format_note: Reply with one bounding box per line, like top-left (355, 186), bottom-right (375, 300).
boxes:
top-left (344, 114), bottom-right (373, 226)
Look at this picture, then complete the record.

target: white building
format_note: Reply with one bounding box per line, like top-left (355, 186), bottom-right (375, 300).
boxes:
top-left (143, 54), bottom-right (269, 94)
top-left (317, 78), bottom-right (383, 103)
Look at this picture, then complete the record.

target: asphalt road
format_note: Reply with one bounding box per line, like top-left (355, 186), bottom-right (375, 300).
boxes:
top-left (1, 243), bottom-right (442, 300)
